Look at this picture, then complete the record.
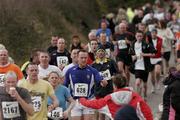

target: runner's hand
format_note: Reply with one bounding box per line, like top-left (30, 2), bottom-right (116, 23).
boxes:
top-left (132, 55), bottom-right (137, 61)
top-left (63, 110), bottom-right (69, 119)
top-left (58, 64), bottom-right (65, 70)
top-left (8, 87), bottom-right (19, 99)
top-left (48, 104), bottom-right (54, 112)
top-left (125, 37), bottom-right (131, 44)
top-left (100, 80), bottom-right (108, 87)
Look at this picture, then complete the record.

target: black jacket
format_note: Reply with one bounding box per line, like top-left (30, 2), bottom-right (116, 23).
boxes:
top-left (92, 58), bottom-right (118, 98)
top-left (161, 72), bottom-right (180, 120)
top-left (161, 73), bottom-right (176, 120)
top-left (129, 40), bottom-right (156, 72)
top-left (170, 72), bottom-right (180, 120)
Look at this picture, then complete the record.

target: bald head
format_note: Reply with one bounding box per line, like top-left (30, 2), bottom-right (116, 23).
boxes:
top-left (57, 38), bottom-right (65, 52)
top-left (119, 22), bottom-right (127, 33)
top-left (58, 38), bottom-right (65, 43)
top-left (88, 31), bottom-right (97, 41)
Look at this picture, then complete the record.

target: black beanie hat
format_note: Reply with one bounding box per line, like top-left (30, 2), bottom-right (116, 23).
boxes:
top-left (114, 105), bottom-right (140, 120)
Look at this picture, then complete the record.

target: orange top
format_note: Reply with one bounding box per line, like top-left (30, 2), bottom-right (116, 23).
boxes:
top-left (176, 32), bottom-right (180, 50)
top-left (0, 63), bottom-right (24, 80)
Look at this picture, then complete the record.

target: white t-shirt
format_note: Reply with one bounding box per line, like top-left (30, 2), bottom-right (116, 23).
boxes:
top-left (152, 39), bottom-right (157, 49)
top-left (154, 12), bottom-right (164, 20)
top-left (157, 28), bottom-right (174, 52)
top-left (150, 39), bottom-right (162, 64)
top-left (38, 65), bottom-right (62, 79)
top-left (62, 63), bottom-right (76, 76)
top-left (134, 41), bottom-right (145, 70)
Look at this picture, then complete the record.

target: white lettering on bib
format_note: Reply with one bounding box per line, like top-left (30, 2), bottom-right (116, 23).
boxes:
top-left (47, 107), bottom-right (63, 119)
top-left (99, 69), bottom-right (111, 80)
top-left (32, 96), bottom-right (42, 112)
top-left (0, 74), bottom-right (5, 86)
top-left (57, 56), bottom-right (68, 66)
top-left (74, 83), bottom-right (88, 97)
top-left (2, 101), bottom-right (20, 119)
top-left (118, 40), bottom-right (127, 49)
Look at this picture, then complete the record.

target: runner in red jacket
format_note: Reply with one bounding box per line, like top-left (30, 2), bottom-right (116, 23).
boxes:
top-left (79, 74), bottom-right (153, 120)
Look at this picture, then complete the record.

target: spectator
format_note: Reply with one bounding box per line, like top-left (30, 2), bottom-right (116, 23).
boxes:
top-left (114, 105), bottom-right (140, 120)
top-left (161, 67), bottom-right (177, 120)
top-left (169, 64), bottom-right (180, 119)
top-left (79, 74), bottom-right (153, 120)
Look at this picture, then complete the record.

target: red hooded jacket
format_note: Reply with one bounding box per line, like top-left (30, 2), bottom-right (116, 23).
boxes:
top-left (80, 88), bottom-right (153, 120)
top-left (152, 36), bottom-right (162, 58)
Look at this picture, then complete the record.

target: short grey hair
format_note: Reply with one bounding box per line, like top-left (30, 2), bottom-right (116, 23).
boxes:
top-left (0, 44), bottom-right (6, 50)
top-left (4, 71), bottom-right (18, 81)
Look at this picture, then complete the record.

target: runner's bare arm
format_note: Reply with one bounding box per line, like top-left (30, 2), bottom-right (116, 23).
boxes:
top-left (63, 97), bottom-right (75, 119)
top-left (15, 91), bottom-right (34, 116)
top-left (79, 95), bottom-right (111, 109)
top-left (48, 94), bottom-right (59, 111)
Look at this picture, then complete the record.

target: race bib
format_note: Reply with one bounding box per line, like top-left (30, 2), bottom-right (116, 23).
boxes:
top-left (106, 36), bottom-right (110, 42)
top-left (32, 96), bottom-right (42, 112)
top-left (57, 56), bottom-right (68, 66)
top-left (118, 40), bottom-right (127, 49)
top-left (0, 74), bottom-right (5, 86)
top-left (105, 49), bottom-right (111, 57)
top-left (47, 107), bottom-right (63, 119)
top-left (2, 101), bottom-right (20, 119)
top-left (99, 69), bottom-right (111, 80)
top-left (74, 83), bottom-right (88, 97)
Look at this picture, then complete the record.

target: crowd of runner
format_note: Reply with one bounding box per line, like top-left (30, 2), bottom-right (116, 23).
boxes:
top-left (0, 0), bottom-right (179, 120)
